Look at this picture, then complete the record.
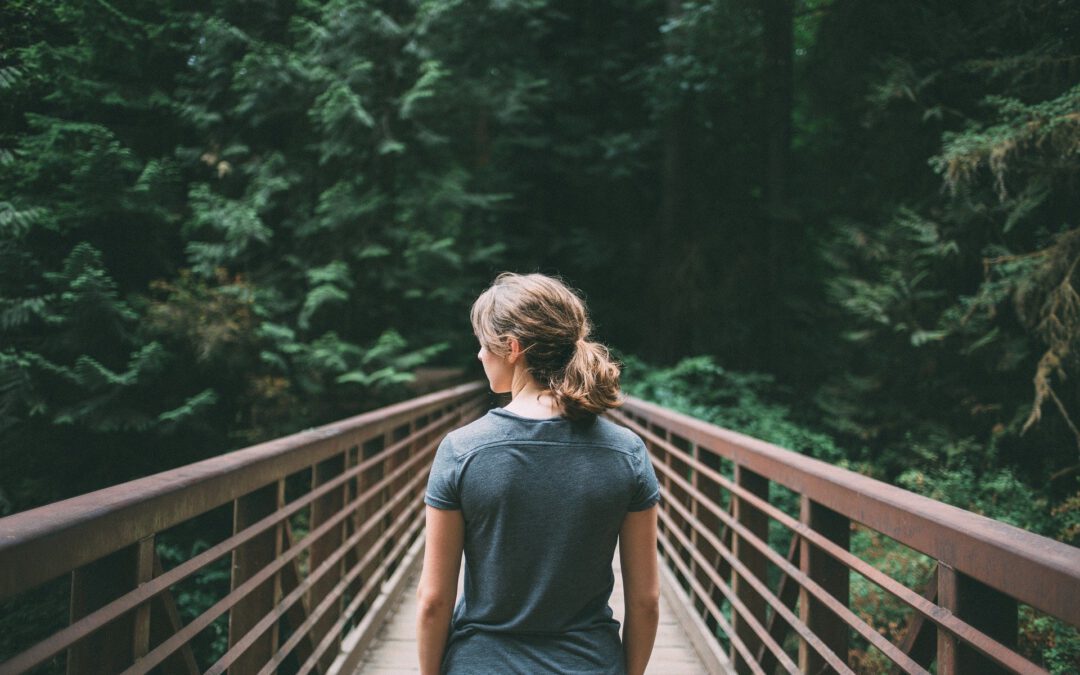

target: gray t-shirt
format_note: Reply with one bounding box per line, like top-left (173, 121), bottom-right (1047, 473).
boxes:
top-left (424, 406), bottom-right (661, 675)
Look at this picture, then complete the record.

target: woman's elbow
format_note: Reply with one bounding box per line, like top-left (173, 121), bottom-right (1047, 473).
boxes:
top-left (416, 586), bottom-right (455, 619)
top-left (626, 590), bottom-right (660, 616)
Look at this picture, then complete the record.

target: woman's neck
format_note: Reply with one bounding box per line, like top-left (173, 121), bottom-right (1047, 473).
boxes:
top-left (504, 369), bottom-right (562, 419)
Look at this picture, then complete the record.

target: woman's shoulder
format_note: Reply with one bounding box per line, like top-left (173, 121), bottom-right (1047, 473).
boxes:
top-left (440, 410), bottom-right (510, 456)
top-left (590, 414), bottom-right (646, 448)
top-left (441, 408), bottom-right (644, 457)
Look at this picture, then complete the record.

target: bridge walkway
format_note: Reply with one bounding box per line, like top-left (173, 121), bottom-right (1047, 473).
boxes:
top-left (351, 547), bottom-right (722, 674)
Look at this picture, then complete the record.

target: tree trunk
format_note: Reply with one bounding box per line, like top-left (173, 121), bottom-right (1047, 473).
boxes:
top-left (647, 0), bottom-right (695, 362)
top-left (761, 0), bottom-right (795, 368)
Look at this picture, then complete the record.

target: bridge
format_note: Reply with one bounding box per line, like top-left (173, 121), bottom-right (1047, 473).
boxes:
top-left (0, 382), bottom-right (1077, 674)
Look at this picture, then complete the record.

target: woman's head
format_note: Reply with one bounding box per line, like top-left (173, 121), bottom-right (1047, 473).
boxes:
top-left (470, 272), bottom-right (622, 420)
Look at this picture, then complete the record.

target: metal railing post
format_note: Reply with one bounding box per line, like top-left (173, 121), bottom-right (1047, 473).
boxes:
top-left (936, 563), bottom-right (1017, 675)
top-left (310, 451), bottom-right (346, 673)
top-left (731, 464), bottom-right (769, 674)
top-left (229, 481), bottom-right (283, 675)
top-left (798, 496), bottom-right (850, 673)
top-left (67, 546), bottom-right (139, 674)
top-left (133, 536), bottom-right (155, 660)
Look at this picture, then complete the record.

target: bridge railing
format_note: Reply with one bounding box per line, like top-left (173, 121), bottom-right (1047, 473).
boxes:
top-left (0, 382), bottom-right (487, 675)
top-left (607, 397), bottom-right (1080, 675)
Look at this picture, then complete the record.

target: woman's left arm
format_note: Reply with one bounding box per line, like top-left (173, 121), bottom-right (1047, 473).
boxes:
top-left (416, 505), bottom-right (465, 675)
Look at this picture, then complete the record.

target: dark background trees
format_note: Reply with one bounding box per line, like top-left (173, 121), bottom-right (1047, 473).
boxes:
top-left (2, 0), bottom-right (1078, 668)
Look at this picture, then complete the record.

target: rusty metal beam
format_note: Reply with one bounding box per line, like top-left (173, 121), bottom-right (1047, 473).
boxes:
top-left (798, 497), bottom-right (850, 675)
top-left (617, 397), bottom-right (1080, 628)
top-left (0, 382), bottom-right (486, 601)
top-left (936, 564), bottom-right (1018, 675)
top-left (0, 406), bottom-right (474, 675)
top-left (732, 466), bottom-right (769, 675)
top-left (228, 481), bottom-right (283, 675)
top-left (309, 453), bottom-right (345, 674)
top-left (892, 566), bottom-right (938, 674)
top-left (66, 545), bottom-right (138, 674)
top-left (279, 521), bottom-right (318, 670)
top-left (612, 410), bottom-right (924, 674)
top-left (122, 437), bottom-right (445, 675)
top-left (611, 406), bottom-right (1048, 674)
top-left (658, 506), bottom-right (799, 674)
top-left (656, 528), bottom-right (770, 675)
top-left (654, 471), bottom-right (851, 675)
top-left (756, 535), bottom-right (800, 673)
top-left (149, 554), bottom-right (200, 675)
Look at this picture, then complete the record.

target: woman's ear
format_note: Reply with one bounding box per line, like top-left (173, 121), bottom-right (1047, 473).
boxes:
top-left (507, 337), bottom-right (522, 363)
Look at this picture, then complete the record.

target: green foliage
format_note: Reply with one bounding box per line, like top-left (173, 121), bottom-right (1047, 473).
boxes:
top-left (934, 84), bottom-right (1080, 200)
top-left (809, 1), bottom-right (1080, 529)
top-left (184, 183), bottom-right (274, 277)
top-left (0, 242), bottom-right (171, 435)
top-left (621, 354), bottom-right (845, 464)
top-left (848, 527), bottom-right (934, 674)
top-left (0, 0), bottom-right (508, 517)
top-left (1021, 605), bottom-right (1080, 675)
top-left (157, 538), bottom-right (232, 665)
top-left (899, 465), bottom-right (1055, 535)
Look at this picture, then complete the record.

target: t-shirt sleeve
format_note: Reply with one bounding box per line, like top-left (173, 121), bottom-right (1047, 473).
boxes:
top-left (425, 434), bottom-right (461, 510)
top-left (628, 436), bottom-right (661, 511)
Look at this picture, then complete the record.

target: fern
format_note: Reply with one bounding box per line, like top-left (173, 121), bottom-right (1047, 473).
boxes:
top-left (0, 202), bottom-right (47, 239)
top-left (0, 65), bottom-right (19, 89)
top-left (184, 184), bottom-right (272, 276)
top-left (157, 388), bottom-right (219, 425)
top-left (298, 284), bottom-right (349, 330)
top-left (933, 84), bottom-right (1080, 199)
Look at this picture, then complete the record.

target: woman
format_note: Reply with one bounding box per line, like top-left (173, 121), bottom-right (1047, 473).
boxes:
top-left (416, 272), bottom-right (661, 675)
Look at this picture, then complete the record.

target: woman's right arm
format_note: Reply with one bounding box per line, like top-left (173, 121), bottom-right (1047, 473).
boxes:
top-left (619, 505), bottom-right (660, 675)
top-left (416, 506), bottom-right (464, 675)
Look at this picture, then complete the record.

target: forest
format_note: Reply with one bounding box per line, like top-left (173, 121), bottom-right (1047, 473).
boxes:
top-left (1, 0), bottom-right (1078, 672)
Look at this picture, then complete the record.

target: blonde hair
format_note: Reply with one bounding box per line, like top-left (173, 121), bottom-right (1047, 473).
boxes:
top-left (470, 272), bottom-right (622, 420)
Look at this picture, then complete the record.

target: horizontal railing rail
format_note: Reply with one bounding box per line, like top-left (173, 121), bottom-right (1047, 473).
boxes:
top-left (608, 396), bottom-right (1080, 675)
top-left (0, 381), bottom-right (487, 675)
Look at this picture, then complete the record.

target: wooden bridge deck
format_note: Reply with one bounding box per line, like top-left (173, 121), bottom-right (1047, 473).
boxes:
top-left (351, 547), bottom-right (727, 674)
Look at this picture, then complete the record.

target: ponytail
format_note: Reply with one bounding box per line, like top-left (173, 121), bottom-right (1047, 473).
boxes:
top-left (549, 339), bottom-right (622, 420)
top-left (471, 272), bottom-right (624, 420)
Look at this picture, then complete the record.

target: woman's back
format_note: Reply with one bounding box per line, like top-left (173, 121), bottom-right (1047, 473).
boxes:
top-left (426, 407), bottom-right (659, 673)
top-left (416, 272), bottom-right (660, 675)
